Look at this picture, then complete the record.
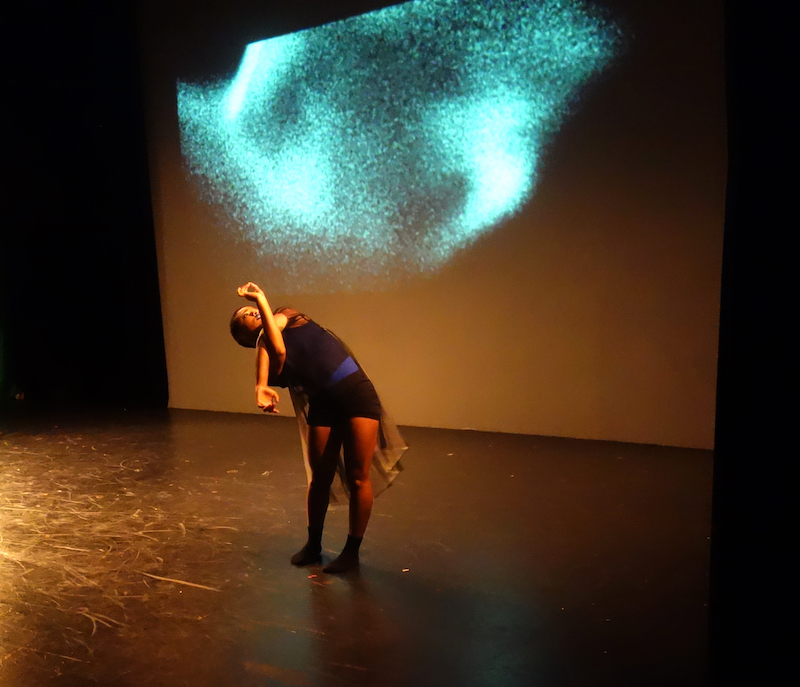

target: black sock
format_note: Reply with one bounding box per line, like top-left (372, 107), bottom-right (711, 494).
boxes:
top-left (290, 526), bottom-right (323, 566)
top-left (307, 526), bottom-right (323, 551)
top-left (323, 535), bottom-right (362, 573)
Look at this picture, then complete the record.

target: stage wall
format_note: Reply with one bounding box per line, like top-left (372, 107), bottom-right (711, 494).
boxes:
top-left (140, 0), bottom-right (725, 449)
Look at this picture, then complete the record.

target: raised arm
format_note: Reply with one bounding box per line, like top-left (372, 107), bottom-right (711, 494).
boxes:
top-left (238, 281), bottom-right (287, 413)
top-left (237, 281), bottom-right (287, 374)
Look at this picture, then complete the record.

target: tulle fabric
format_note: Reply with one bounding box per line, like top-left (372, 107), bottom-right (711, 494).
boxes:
top-left (284, 326), bottom-right (406, 505)
top-left (288, 384), bottom-right (406, 505)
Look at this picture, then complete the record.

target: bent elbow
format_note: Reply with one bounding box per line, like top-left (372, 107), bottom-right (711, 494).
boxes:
top-left (261, 339), bottom-right (286, 360)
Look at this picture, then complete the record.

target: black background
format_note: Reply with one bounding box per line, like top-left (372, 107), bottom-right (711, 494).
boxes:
top-left (3, 2), bottom-right (167, 411)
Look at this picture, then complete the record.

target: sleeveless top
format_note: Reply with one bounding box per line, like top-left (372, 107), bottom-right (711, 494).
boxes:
top-left (268, 319), bottom-right (358, 396)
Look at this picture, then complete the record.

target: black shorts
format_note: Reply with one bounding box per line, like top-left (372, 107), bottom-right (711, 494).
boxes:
top-left (306, 370), bottom-right (382, 426)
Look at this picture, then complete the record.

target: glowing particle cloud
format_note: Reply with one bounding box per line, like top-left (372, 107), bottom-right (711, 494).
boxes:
top-left (178, 0), bottom-right (621, 289)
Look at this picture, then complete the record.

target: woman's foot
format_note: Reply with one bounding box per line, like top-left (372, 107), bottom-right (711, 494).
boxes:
top-left (290, 543), bottom-right (322, 566)
top-left (322, 550), bottom-right (359, 573)
top-left (323, 534), bottom-right (362, 573)
top-left (290, 526), bottom-right (324, 566)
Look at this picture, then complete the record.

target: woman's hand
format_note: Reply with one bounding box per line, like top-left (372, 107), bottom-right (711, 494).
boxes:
top-left (237, 282), bottom-right (265, 302)
top-left (256, 385), bottom-right (280, 413)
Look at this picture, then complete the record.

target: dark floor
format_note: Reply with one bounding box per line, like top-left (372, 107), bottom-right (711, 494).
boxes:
top-left (0, 409), bottom-right (712, 687)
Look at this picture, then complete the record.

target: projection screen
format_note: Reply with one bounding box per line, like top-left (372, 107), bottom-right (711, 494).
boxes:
top-left (141, 0), bottom-right (726, 449)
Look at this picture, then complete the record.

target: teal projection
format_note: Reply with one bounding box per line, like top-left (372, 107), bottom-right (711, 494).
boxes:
top-left (178, 0), bottom-right (620, 289)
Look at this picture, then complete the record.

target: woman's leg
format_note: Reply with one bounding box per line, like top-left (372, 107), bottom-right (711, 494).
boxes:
top-left (323, 416), bottom-right (379, 573)
top-left (343, 417), bottom-right (379, 537)
top-left (291, 424), bottom-right (342, 566)
top-left (307, 424), bottom-right (343, 529)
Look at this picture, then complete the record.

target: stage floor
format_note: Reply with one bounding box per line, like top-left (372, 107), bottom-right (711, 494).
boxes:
top-left (0, 409), bottom-right (711, 687)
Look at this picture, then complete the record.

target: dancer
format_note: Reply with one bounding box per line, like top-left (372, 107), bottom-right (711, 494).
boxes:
top-left (230, 282), bottom-right (405, 573)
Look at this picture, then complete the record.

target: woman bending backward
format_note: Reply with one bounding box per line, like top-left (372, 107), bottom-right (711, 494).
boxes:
top-left (230, 282), bottom-right (404, 573)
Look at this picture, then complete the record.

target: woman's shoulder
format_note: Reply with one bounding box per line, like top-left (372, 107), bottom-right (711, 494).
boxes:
top-left (274, 307), bottom-right (311, 328)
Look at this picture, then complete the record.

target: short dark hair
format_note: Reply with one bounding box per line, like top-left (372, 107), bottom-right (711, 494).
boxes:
top-left (230, 306), bottom-right (261, 348)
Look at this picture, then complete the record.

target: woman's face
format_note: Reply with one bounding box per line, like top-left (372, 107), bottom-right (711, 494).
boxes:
top-left (239, 307), bottom-right (262, 334)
